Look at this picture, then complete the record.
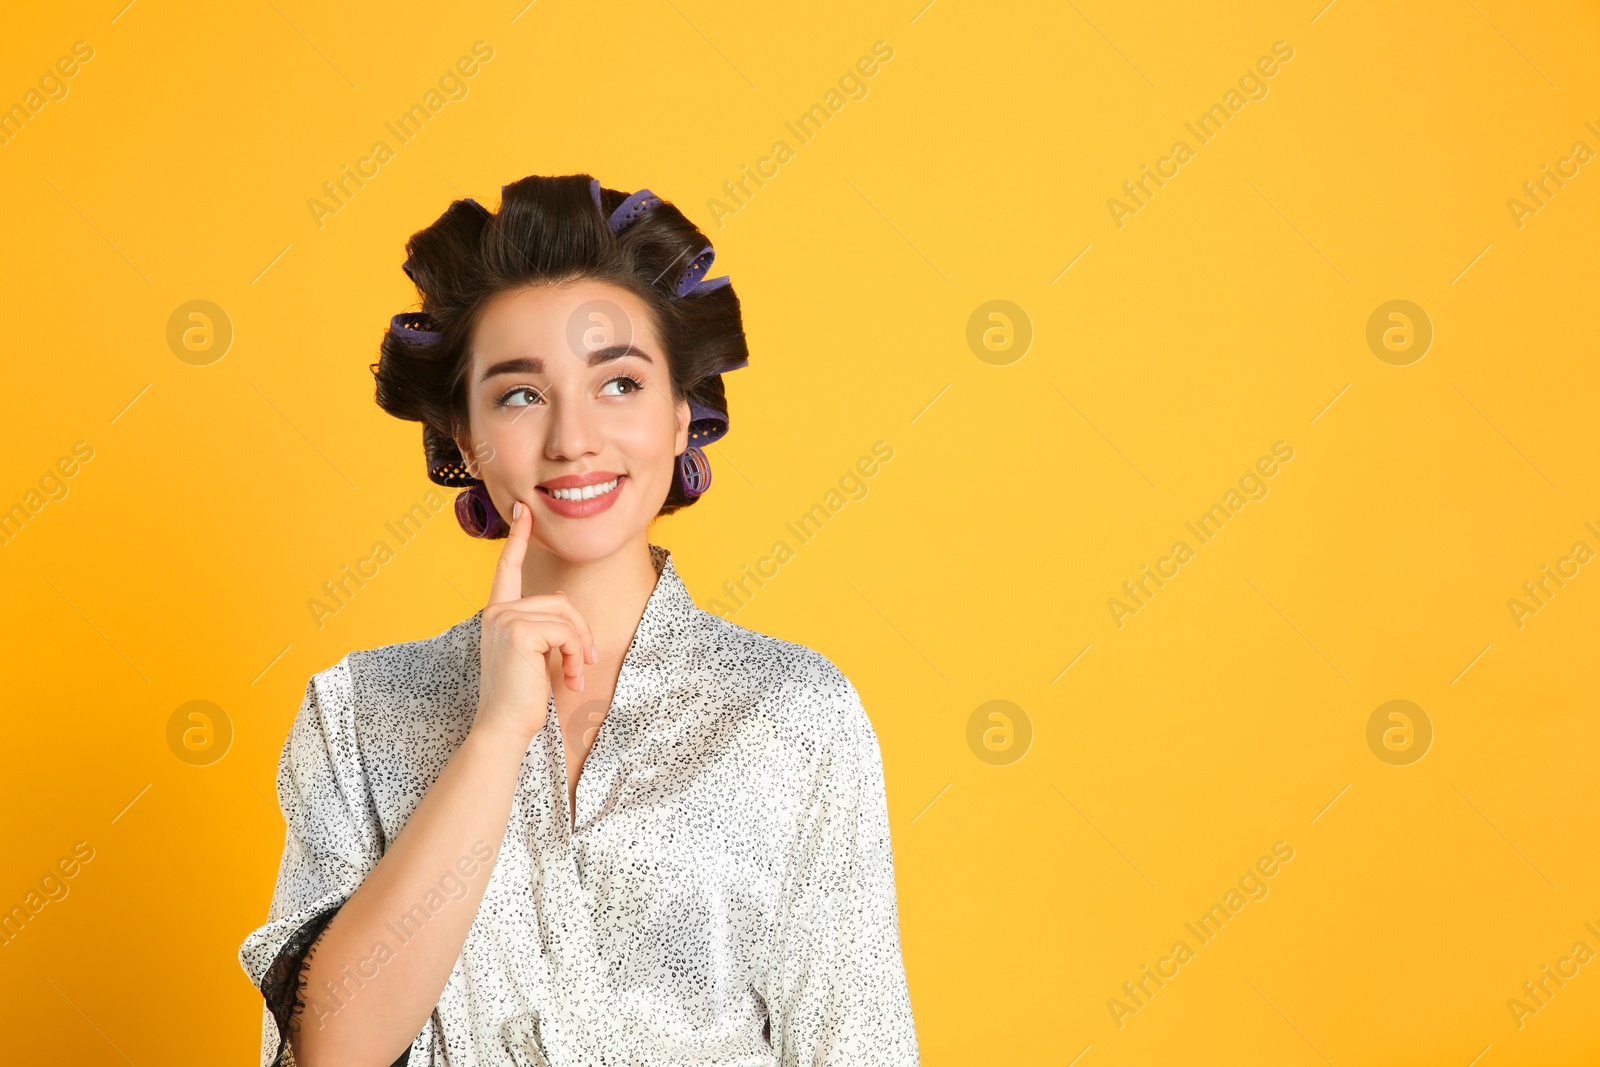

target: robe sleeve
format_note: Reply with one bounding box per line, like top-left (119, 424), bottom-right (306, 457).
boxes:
top-left (766, 670), bottom-right (920, 1066)
top-left (237, 656), bottom-right (413, 1067)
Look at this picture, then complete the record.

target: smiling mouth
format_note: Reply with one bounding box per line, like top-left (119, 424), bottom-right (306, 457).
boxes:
top-left (538, 477), bottom-right (622, 502)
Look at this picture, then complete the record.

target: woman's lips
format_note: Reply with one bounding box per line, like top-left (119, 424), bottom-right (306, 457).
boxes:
top-left (535, 475), bottom-right (625, 518)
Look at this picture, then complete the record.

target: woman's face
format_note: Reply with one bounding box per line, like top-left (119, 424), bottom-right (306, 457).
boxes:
top-left (456, 278), bottom-right (689, 562)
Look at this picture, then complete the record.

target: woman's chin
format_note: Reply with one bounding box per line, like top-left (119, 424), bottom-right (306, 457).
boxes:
top-left (533, 521), bottom-right (642, 564)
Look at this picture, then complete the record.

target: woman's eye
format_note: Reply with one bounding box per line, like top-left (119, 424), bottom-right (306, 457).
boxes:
top-left (498, 386), bottom-right (542, 408)
top-left (601, 375), bottom-right (644, 397)
top-left (498, 376), bottom-right (639, 407)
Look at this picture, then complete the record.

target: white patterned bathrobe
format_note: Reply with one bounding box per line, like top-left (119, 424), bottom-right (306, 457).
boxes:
top-left (238, 544), bottom-right (919, 1067)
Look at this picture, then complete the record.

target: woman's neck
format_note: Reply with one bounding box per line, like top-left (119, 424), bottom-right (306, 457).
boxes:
top-left (517, 535), bottom-right (661, 662)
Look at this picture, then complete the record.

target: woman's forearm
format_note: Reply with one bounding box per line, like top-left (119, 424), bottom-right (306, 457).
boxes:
top-left (291, 725), bottom-right (530, 1067)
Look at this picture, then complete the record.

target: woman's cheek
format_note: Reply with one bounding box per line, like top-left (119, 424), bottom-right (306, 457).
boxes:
top-left (616, 424), bottom-right (674, 504)
top-left (480, 426), bottom-right (532, 492)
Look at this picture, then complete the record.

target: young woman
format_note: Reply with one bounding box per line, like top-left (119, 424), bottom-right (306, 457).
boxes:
top-left (238, 174), bottom-right (919, 1067)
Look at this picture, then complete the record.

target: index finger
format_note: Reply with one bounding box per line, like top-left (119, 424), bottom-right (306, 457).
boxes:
top-left (487, 496), bottom-right (532, 606)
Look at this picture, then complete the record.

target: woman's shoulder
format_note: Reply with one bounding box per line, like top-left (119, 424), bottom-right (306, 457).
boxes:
top-left (302, 609), bottom-right (484, 732)
top-left (697, 612), bottom-right (875, 750)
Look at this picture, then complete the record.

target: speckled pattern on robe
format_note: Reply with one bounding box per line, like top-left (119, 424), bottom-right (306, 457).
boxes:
top-left (238, 544), bottom-right (919, 1067)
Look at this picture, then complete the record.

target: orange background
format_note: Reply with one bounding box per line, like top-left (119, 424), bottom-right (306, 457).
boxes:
top-left (2, 1), bottom-right (1598, 1064)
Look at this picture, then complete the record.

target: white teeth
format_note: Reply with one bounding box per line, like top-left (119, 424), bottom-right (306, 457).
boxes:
top-left (545, 477), bottom-right (620, 502)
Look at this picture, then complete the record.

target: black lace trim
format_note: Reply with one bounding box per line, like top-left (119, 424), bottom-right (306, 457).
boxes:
top-left (257, 904), bottom-right (413, 1067)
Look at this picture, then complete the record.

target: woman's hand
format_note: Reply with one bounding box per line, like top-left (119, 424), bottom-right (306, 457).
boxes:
top-left (472, 497), bottom-right (598, 746)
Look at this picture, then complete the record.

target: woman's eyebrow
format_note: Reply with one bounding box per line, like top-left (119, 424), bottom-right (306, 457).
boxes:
top-left (479, 345), bottom-right (654, 382)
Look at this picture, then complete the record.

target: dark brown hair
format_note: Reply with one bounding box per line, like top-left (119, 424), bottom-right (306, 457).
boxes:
top-left (370, 173), bottom-right (749, 529)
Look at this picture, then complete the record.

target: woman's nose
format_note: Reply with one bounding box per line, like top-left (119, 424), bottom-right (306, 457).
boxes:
top-left (544, 397), bottom-right (600, 460)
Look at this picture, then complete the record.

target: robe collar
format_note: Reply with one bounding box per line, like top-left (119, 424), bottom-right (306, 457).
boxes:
top-left (542, 543), bottom-right (705, 834)
top-left (577, 540), bottom-right (700, 744)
